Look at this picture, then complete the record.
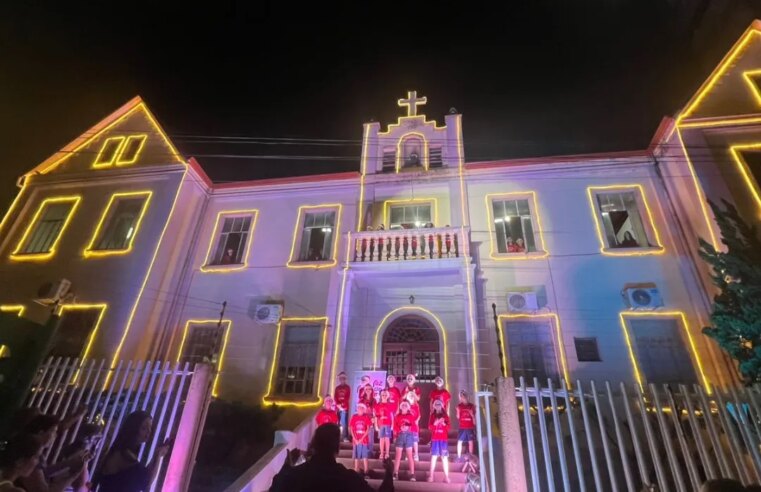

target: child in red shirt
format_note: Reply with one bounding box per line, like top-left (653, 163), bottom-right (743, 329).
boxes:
top-left (350, 403), bottom-right (373, 475)
top-left (456, 390), bottom-right (476, 459)
top-left (334, 372), bottom-right (351, 441)
top-left (428, 399), bottom-right (451, 483)
top-left (357, 375), bottom-right (372, 399)
top-left (401, 374), bottom-right (421, 402)
top-left (359, 384), bottom-right (376, 453)
top-left (404, 391), bottom-right (421, 461)
top-left (429, 375), bottom-right (451, 415)
top-left (315, 396), bottom-right (339, 427)
top-left (393, 401), bottom-right (417, 481)
top-left (385, 374), bottom-right (402, 411)
top-left (375, 389), bottom-right (395, 461)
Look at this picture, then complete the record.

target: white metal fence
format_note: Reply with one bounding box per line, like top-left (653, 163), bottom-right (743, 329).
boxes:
top-left (516, 377), bottom-right (761, 492)
top-left (25, 357), bottom-right (213, 492)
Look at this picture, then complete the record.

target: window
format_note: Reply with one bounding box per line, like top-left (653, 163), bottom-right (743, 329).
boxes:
top-left (85, 192), bottom-right (152, 256)
top-left (382, 147), bottom-right (396, 172)
top-left (588, 185), bottom-right (663, 254)
top-left (93, 137), bottom-right (125, 168)
top-left (388, 203), bottom-right (433, 229)
top-left (287, 205), bottom-right (342, 267)
top-left (116, 135), bottom-right (147, 166)
top-left (11, 196), bottom-right (81, 260)
top-left (49, 305), bottom-right (107, 360)
top-left (92, 134), bottom-right (148, 168)
top-left (503, 318), bottom-right (561, 385)
top-left (730, 145), bottom-right (761, 214)
top-left (486, 192), bottom-right (547, 258)
top-left (398, 133), bottom-right (427, 171)
top-left (429, 145), bottom-right (443, 168)
top-left (624, 316), bottom-right (698, 386)
top-left (574, 337), bottom-right (601, 362)
top-left (271, 322), bottom-right (325, 398)
top-left (177, 320), bottom-right (231, 397)
top-left (202, 210), bottom-right (258, 271)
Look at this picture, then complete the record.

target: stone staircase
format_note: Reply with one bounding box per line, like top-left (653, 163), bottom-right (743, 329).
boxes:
top-left (337, 430), bottom-right (471, 492)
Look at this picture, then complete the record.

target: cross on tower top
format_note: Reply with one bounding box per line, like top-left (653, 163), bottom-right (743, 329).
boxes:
top-left (398, 91), bottom-right (427, 117)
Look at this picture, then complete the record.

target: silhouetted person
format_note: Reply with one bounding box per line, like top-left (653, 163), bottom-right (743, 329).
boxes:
top-left (699, 478), bottom-right (745, 492)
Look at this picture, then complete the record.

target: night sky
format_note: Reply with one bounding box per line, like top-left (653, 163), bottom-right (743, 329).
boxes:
top-left (2, 1), bottom-right (760, 210)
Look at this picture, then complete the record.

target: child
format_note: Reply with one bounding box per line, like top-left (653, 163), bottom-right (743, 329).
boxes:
top-left (393, 401), bottom-right (417, 481)
top-left (334, 372), bottom-right (351, 441)
top-left (401, 373), bottom-right (421, 402)
top-left (358, 375), bottom-right (372, 398)
top-left (375, 389), bottom-right (395, 461)
top-left (350, 403), bottom-right (373, 475)
top-left (429, 375), bottom-right (451, 414)
top-left (315, 396), bottom-right (339, 426)
top-left (428, 399), bottom-right (451, 483)
top-left (385, 374), bottom-right (402, 411)
top-left (405, 390), bottom-right (421, 462)
top-left (457, 390), bottom-right (476, 459)
top-left (359, 383), bottom-right (376, 454)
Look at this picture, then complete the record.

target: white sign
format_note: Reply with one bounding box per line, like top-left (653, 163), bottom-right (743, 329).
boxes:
top-left (351, 370), bottom-right (386, 415)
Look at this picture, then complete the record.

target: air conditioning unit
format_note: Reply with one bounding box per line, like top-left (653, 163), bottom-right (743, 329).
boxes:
top-left (36, 279), bottom-right (71, 304)
top-left (255, 304), bottom-right (283, 324)
top-left (624, 287), bottom-right (663, 310)
top-left (507, 292), bottom-right (538, 312)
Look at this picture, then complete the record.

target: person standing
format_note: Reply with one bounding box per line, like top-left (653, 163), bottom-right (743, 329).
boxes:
top-left (349, 404), bottom-right (372, 476)
top-left (429, 376), bottom-right (451, 415)
top-left (334, 372), bottom-right (351, 441)
top-left (393, 402), bottom-right (416, 482)
top-left (385, 374), bottom-right (401, 412)
top-left (401, 374), bottom-right (421, 403)
top-left (374, 389), bottom-right (395, 462)
top-left (316, 396), bottom-right (339, 427)
top-left (405, 392), bottom-right (421, 462)
top-left (456, 391), bottom-right (476, 460)
top-left (428, 400), bottom-right (451, 483)
top-left (359, 384), bottom-right (376, 456)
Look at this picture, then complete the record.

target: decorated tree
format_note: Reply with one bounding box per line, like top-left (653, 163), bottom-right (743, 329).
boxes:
top-left (700, 200), bottom-right (761, 383)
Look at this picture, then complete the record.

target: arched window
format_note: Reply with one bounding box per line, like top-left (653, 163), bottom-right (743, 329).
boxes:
top-left (401, 135), bottom-right (425, 169)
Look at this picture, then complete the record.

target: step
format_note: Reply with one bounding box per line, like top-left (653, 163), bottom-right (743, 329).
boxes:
top-left (366, 478), bottom-right (464, 491)
top-left (339, 440), bottom-right (460, 451)
top-left (338, 451), bottom-right (459, 462)
top-left (337, 457), bottom-right (470, 472)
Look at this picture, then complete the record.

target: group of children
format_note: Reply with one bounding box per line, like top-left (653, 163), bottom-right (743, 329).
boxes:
top-left (314, 371), bottom-right (477, 483)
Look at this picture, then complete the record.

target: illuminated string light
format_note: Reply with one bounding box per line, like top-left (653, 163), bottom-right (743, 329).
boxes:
top-left (286, 204), bottom-right (343, 269)
top-left (728, 143), bottom-right (761, 214)
top-left (10, 196), bottom-right (82, 262)
top-left (484, 191), bottom-right (549, 260)
top-left (263, 316), bottom-right (329, 407)
top-left (382, 198), bottom-right (438, 228)
top-left (200, 209), bottom-right (259, 273)
top-left (83, 191), bottom-right (153, 258)
top-left (395, 132), bottom-right (430, 172)
top-left (176, 319), bottom-right (232, 397)
top-left (619, 311), bottom-right (711, 393)
top-left (585, 184), bottom-right (665, 256)
top-left (115, 134), bottom-right (148, 166)
top-left (0, 305), bottom-right (25, 317)
top-left (92, 137), bottom-right (126, 168)
top-left (59, 303), bottom-right (108, 382)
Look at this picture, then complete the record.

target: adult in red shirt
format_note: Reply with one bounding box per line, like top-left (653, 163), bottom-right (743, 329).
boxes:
top-left (334, 372), bottom-right (351, 441)
top-left (315, 396), bottom-right (339, 427)
top-left (456, 390), bottom-right (476, 459)
top-left (429, 375), bottom-right (451, 415)
top-left (385, 374), bottom-right (402, 411)
top-left (350, 403), bottom-right (373, 475)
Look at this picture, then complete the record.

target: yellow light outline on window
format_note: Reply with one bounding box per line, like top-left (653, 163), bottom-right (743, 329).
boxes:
top-left (619, 311), bottom-right (711, 393)
top-left (484, 191), bottom-right (549, 261)
top-left (586, 184), bottom-right (665, 256)
top-left (59, 303), bottom-right (108, 382)
top-left (92, 137), bottom-right (126, 168)
top-left (83, 191), bottom-right (153, 258)
top-left (286, 204), bottom-right (343, 269)
top-left (497, 313), bottom-right (570, 388)
top-left (382, 198), bottom-right (438, 229)
top-left (10, 195), bottom-right (82, 262)
top-left (728, 143), bottom-right (761, 215)
top-left (176, 319), bottom-right (232, 397)
top-left (263, 316), bottom-right (329, 407)
top-left (115, 134), bottom-right (148, 166)
top-left (395, 132), bottom-right (429, 173)
top-left (200, 209), bottom-right (259, 273)
top-left (372, 306), bottom-right (449, 385)
top-left (0, 305), bottom-right (25, 317)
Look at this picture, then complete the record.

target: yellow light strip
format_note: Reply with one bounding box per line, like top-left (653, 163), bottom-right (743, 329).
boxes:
top-left (92, 137), bottom-right (126, 168)
top-left (742, 69), bottom-right (761, 106)
top-left (106, 167), bottom-right (188, 387)
top-left (263, 316), bottom-right (329, 407)
top-left (678, 115), bottom-right (761, 129)
top-left (372, 307), bottom-right (449, 385)
top-left (175, 319), bottom-right (232, 397)
top-left (200, 209), bottom-right (259, 273)
top-left (382, 198), bottom-right (438, 228)
top-left (585, 184), bottom-right (665, 256)
top-left (498, 313), bottom-right (571, 388)
top-left (115, 134), bottom-right (148, 166)
top-left (59, 303), bottom-right (108, 382)
top-left (678, 28), bottom-right (761, 122)
top-left (395, 132), bottom-right (429, 172)
top-left (676, 129), bottom-right (720, 249)
top-left (378, 115), bottom-right (446, 135)
top-left (357, 124), bottom-right (371, 231)
top-left (10, 196), bottom-right (82, 262)
top-left (0, 305), bottom-right (25, 317)
top-left (728, 143), bottom-right (761, 214)
top-left (619, 311), bottom-right (711, 393)
top-left (484, 191), bottom-right (549, 260)
top-left (83, 191), bottom-right (153, 258)
top-left (0, 182), bottom-right (28, 240)
top-left (329, 232), bottom-right (352, 386)
top-left (286, 204), bottom-right (343, 269)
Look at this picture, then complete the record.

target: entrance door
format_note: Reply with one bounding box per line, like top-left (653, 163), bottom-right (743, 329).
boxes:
top-left (381, 315), bottom-right (441, 426)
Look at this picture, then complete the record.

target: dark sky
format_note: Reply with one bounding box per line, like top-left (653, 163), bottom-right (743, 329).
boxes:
top-left (2, 1), bottom-right (760, 210)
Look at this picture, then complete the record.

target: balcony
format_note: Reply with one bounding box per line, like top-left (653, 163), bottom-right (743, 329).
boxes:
top-left (351, 226), bottom-right (467, 263)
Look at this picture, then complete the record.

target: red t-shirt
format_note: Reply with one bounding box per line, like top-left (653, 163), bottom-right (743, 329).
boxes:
top-left (401, 385), bottom-right (421, 402)
top-left (386, 386), bottom-right (402, 410)
top-left (350, 414), bottom-right (373, 443)
top-left (315, 409), bottom-right (339, 426)
top-left (375, 402), bottom-right (395, 428)
top-left (359, 391), bottom-right (375, 410)
top-left (334, 384), bottom-right (351, 411)
top-left (458, 403), bottom-right (476, 430)
top-left (429, 413), bottom-right (450, 441)
top-left (394, 412), bottom-right (416, 434)
top-left (409, 404), bottom-right (420, 433)
top-left (357, 383), bottom-right (372, 399)
top-left (429, 388), bottom-right (451, 412)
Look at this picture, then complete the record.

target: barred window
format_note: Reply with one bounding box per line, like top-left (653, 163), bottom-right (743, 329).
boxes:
top-left (18, 200), bottom-right (78, 255)
top-left (181, 324), bottom-right (225, 365)
top-left (273, 324), bottom-right (321, 396)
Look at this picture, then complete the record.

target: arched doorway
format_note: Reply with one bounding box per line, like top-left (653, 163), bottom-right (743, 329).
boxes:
top-left (381, 314), bottom-right (442, 424)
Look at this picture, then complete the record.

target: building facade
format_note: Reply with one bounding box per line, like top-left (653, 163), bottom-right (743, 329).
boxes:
top-left (3, 22), bottom-right (761, 414)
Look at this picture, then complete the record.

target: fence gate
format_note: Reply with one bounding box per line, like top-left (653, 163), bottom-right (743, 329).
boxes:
top-left (24, 357), bottom-right (214, 492)
top-left (516, 377), bottom-right (761, 491)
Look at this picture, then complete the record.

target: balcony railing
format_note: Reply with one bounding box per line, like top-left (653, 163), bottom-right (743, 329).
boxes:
top-left (352, 226), bottom-right (464, 263)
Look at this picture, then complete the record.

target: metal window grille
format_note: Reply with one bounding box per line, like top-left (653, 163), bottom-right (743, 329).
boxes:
top-left (298, 211), bottom-right (336, 261)
top-left (382, 148), bottom-right (396, 172)
top-left (95, 197), bottom-right (146, 250)
top-left (574, 337), bottom-right (601, 362)
top-left (274, 324), bottom-right (321, 396)
top-left (21, 202), bottom-right (74, 254)
top-left (429, 145), bottom-right (443, 168)
top-left (505, 319), bottom-right (560, 385)
top-left (210, 215), bottom-right (252, 265)
top-left (491, 198), bottom-right (537, 253)
top-left (180, 324), bottom-right (223, 365)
